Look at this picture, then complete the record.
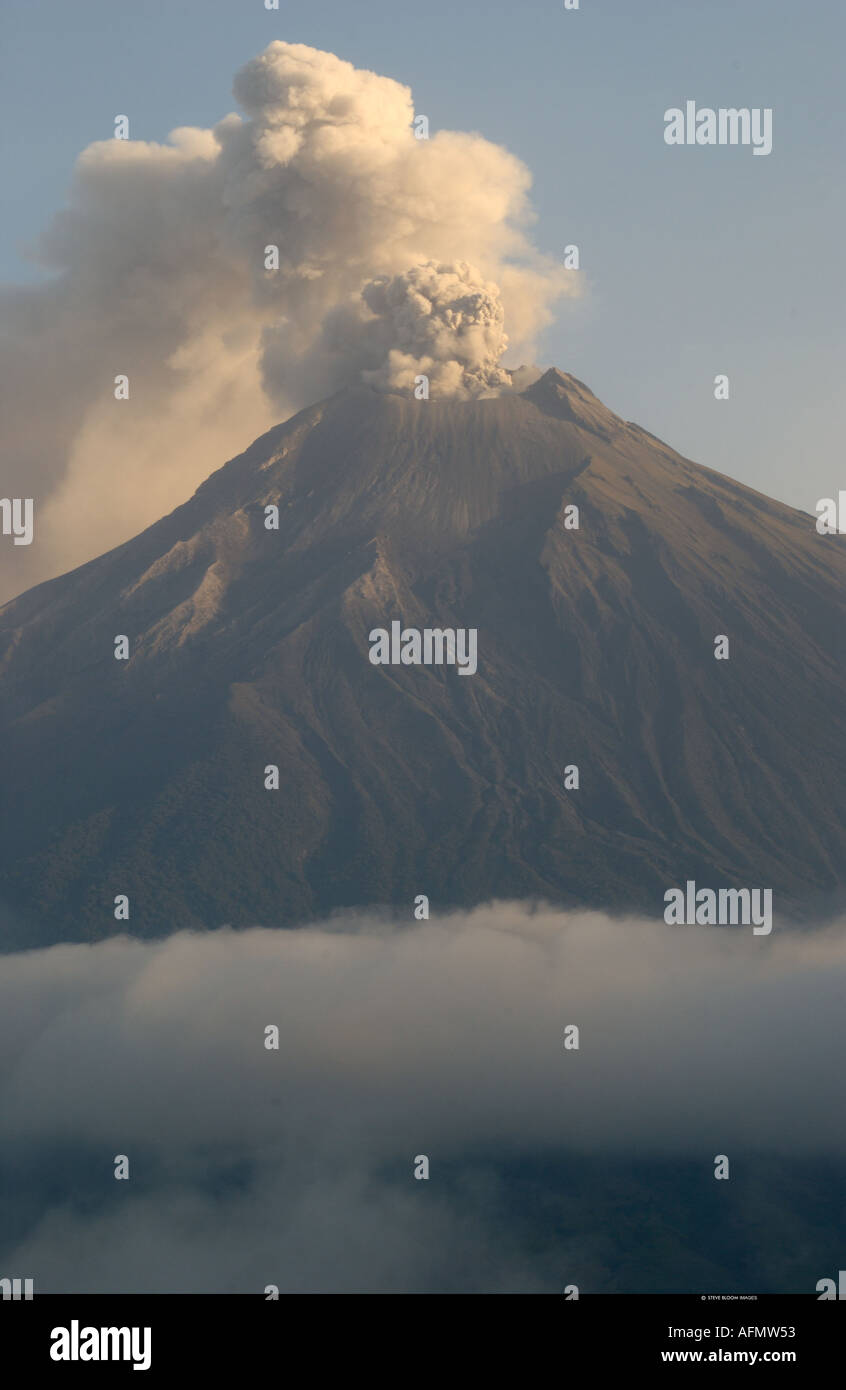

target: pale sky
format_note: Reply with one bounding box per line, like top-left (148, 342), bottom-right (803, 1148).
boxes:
top-left (1, 0), bottom-right (844, 517)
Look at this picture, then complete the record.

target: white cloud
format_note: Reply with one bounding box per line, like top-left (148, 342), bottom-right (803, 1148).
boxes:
top-left (0, 906), bottom-right (844, 1290)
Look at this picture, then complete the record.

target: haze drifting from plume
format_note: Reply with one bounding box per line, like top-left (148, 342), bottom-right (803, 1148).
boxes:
top-left (0, 41), bottom-right (575, 602)
top-left (1, 905), bottom-right (845, 1291)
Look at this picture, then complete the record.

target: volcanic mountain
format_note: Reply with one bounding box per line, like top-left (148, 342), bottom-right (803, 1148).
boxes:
top-left (2, 368), bottom-right (846, 948)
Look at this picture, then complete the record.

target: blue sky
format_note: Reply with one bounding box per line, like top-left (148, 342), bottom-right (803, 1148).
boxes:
top-left (1, 0), bottom-right (844, 512)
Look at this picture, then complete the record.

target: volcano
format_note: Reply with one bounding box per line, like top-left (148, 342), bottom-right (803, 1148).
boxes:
top-left (2, 368), bottom-right (846, 948)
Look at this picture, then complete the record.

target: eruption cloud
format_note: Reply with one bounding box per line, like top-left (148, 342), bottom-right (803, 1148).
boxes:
top-left (0, 41), bottom-right (577, 601)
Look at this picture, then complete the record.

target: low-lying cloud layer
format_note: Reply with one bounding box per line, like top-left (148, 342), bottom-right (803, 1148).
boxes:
top-left (1, 905), bottom-right (844, 1292)
top-left (0, 41), bottom-right (575, 601)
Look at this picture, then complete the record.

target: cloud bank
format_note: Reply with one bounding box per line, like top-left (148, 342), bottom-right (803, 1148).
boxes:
top-left (1, 905), bottom-right (845, 1292)
top-left (0, 41), bottom-right (575, 602)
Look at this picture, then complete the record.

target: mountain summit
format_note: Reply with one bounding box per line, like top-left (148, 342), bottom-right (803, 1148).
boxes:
top-left (2, 370), bottom-right (846, 946)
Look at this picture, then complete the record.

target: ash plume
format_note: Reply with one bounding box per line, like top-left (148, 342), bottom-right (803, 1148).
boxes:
top-left (0, 41), bottom-right (576, 601)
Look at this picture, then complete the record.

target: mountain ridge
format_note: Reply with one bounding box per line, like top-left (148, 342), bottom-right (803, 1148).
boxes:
top-left (2, 369), bottom-right (845, 948)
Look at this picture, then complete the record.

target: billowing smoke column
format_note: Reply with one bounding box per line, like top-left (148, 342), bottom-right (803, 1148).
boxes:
top-left (347, 260), bottom-right (511, 398)
top-left (0, 41), bottom-right (577, 599)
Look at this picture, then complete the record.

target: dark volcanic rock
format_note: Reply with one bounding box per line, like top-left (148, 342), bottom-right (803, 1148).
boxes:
top-left (2, 369), bottom-right (846, 946)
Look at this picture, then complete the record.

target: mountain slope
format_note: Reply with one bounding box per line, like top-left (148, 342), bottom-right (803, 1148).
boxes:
top-left (2, 369), bottom-right (846, 947)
